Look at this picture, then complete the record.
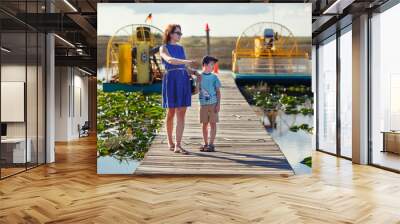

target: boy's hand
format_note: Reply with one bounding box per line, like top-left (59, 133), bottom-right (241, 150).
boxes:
top-left (215, 103), bottom-right (220, 113)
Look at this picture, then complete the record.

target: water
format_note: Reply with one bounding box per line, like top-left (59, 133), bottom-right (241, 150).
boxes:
top-left (264, 112), bottom-right (313, 174)
top-left (97, 67), bottom-right (106, 90)
top-left (97, 156), bottom-right (140, 174)
top-left (97, 67), bottom-right (107, 82)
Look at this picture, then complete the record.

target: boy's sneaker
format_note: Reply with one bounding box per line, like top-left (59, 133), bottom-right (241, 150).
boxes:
top-left (206, 144), bottom-right (215, 152)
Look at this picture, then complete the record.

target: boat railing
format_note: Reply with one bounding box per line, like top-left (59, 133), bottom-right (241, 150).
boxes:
top-left (234, 57), bottom-right (311, 74)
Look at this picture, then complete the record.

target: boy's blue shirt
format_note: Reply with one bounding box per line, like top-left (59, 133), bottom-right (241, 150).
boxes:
top-left (198, 72), bottom-right (221, 106)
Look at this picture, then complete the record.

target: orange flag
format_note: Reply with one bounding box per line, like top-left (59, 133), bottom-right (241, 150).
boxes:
top-left (213, 62), bottom-right (219, 74)
top-left (145, 13), bottom-right (152, 23)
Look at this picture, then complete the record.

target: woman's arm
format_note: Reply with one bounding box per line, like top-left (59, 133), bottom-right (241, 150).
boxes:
top-left (159, 45), bottom-right (193, 65)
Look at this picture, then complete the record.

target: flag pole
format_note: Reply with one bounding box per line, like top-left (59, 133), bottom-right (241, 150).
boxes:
top-left (205, 23), bottom-right (210, 55)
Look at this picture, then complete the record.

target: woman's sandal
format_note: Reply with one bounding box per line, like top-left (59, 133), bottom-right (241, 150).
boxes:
top-left (199, 144), bottom-right (208, 152)
top-left (174, 145), bottom-right (189, 154)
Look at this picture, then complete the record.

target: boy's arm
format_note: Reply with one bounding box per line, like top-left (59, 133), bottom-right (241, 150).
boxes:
top-left (215, 88), bottom-right (221, 112)
top-left (215, 76), bottom-right (221, 112)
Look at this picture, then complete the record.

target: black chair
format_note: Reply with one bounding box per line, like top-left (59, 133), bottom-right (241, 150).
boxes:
top-left (78, 121), bottom-right (90, 138)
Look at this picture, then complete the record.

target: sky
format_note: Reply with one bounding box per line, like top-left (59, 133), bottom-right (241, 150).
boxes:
top-left (97, 3), bottom-right (311, 37)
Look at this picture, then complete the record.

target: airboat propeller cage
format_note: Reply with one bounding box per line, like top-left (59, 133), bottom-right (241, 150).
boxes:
top-left (232, 22), bottom-right (309, 75)
top-left (106, 24), bottom-right (164, 84)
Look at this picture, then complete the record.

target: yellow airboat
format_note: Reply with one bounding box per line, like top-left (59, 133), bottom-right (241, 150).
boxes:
top-left (103, 24), bottom-right (164, 93)
top-left (232, 22), bottom-right (311, 84)
top-left (102, 22), bottom-right (311, 93)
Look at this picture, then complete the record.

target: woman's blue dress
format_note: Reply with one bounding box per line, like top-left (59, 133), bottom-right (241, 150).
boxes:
top-left (161, 43), bottom-right (191, 108)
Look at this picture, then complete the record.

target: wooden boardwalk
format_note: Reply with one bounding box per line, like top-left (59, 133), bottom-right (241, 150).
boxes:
top-left (135, 72), bottom-right (294, 175)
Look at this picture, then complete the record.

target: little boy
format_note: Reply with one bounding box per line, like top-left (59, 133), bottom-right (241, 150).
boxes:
top-left (197, 56), bottom-right (221, 152)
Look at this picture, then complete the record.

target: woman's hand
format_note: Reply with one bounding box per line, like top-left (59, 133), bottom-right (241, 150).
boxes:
top-left (187, 66), bottom-right (200, 76)
top-left (195, 73), bottom-right (202, 82)
top-left (188, 60), bottom-right (199, 68)
top-left (185, 60), bottom-right (195, 65)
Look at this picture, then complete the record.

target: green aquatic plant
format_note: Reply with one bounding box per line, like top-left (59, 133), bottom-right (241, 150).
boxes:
top-left (289, 125), bottom-right (300, 132)
top-left (300, 156), bottom-right (312, 167)
top-left (240, 83), bottom-right (314, 133)
top-left (97, 90), bottom-right (165, 160)
top-left (289, 124), bottom-right (313, 134)
top-left (300, 108), bottom-right (314, 116)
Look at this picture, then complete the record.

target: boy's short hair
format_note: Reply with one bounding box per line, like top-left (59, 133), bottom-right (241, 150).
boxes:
top-left (202, 55), bottom-right (218, 65)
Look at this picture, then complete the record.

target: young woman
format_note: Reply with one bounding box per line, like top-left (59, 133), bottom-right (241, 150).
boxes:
top-left (159, 24), bottom-right (197, 154)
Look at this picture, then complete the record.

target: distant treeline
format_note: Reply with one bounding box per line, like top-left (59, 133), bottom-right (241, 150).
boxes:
top-left (97, 36), bottom-right (311, 70)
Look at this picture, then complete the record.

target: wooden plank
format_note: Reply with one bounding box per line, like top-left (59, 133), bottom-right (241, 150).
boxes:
top-left (135, 72), bottom-right (294, 175)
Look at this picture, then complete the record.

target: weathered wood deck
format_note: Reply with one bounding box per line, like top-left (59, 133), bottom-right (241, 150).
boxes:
top-left (135, 72), bottom-right (294, 175)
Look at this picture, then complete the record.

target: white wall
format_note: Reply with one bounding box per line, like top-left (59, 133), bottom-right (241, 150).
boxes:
top-left (55, 66), bottom-right (69, 141)
top-left (55, 67), bottom-right (89, 141)
top-left (71, 72), bottom-right (89, 138)
top-left (1, 65), bottom-right (42, 137)
top-left (1, 65), bottom-right (26, 138)
top-left (1, 63), bottom-right (46, 164)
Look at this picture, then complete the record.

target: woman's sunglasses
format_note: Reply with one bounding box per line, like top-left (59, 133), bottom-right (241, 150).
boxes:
top-left (173, 31), bottom-right (183, 36)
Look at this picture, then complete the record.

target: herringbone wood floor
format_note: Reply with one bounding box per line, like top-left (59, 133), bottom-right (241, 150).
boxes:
top-left (1, 136), bottom-right (400, 223)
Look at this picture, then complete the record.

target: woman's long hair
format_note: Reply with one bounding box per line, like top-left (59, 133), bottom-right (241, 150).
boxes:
top-left (163, 24), bottom-right (181, 44)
